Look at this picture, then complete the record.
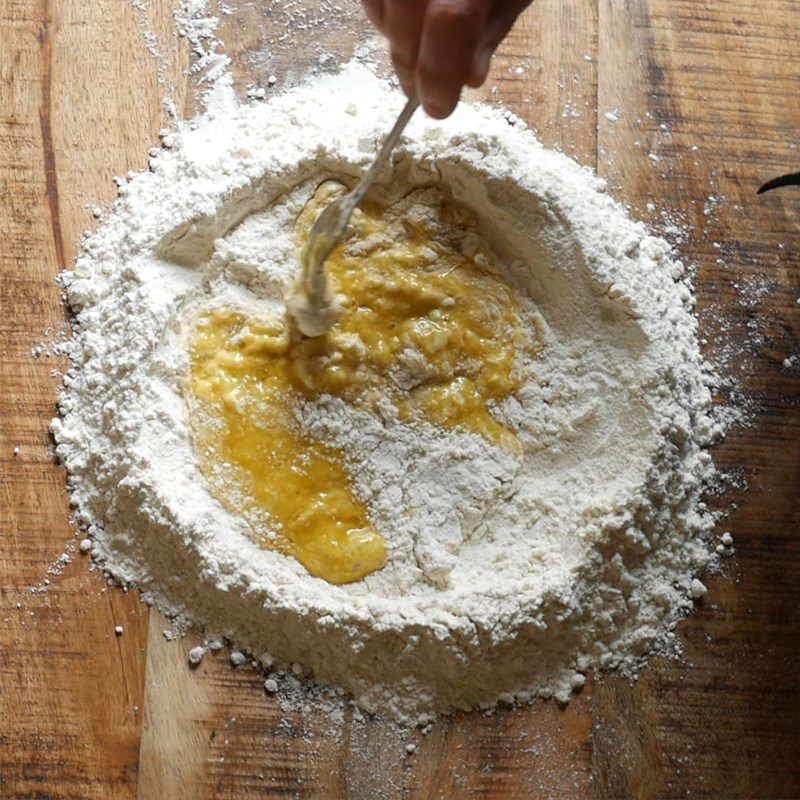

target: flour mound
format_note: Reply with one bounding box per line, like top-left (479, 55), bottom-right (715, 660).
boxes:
top-left (55, 65), bottom-right (721, 725)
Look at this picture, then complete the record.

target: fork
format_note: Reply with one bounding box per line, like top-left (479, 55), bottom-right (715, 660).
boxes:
top-left (287, 96), bottom-right (419, 337)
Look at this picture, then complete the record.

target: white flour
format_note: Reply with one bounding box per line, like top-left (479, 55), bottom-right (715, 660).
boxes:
top-left (54, 64), bottom-right (723, 725)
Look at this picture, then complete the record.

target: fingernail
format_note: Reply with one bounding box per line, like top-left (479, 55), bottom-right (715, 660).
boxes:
top-left (424, 103), bottom-right (451, 120)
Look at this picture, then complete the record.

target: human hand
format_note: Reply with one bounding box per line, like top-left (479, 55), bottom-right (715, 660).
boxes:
top-left (362, 0), bottom-right (533, 119)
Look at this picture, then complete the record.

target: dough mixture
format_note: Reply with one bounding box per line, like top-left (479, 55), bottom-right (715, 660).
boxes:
top-left (187, 183), bottom-right (536, 584)
top-left (54, 65), bottom-right (721, 724)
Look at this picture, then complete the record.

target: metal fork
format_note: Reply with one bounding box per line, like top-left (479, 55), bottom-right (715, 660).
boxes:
top-left (287, 97), bottom-right (419, 337)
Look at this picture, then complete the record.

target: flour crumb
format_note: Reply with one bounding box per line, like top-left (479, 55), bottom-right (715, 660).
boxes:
top-left (570, 673), bottom-right (587, 691)
top-left (690, 578), bottom-right (708, 599)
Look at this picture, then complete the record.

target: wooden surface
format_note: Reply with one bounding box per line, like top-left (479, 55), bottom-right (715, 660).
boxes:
top-left (1, 0), bottom-right (798, 797)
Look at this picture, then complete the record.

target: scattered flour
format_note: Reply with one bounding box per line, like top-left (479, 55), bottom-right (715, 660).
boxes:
top-left (175, 0), bottom-right (232, 88)
top-left (54, 64), bottom-right (724, 725)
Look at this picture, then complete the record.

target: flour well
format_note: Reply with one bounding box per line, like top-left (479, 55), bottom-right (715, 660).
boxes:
top-left (55, 65), bottom-right (722, 724)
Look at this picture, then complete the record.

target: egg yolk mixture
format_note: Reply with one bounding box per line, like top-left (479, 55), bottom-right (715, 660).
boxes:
top-left (186, 183), bottom-right (537, 584)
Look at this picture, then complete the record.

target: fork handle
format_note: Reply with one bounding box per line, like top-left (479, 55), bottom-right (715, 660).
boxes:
top-left (349, 97), bottom-right (420, 208)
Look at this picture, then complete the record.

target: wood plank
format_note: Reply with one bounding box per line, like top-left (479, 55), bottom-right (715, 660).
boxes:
top-left (135, 2), bottom-right (599, 798)
top-left (594, 1), bottom-right (800, 797)
top-left (469, 0), bottom-right (599, 162)
top-left (0, 0), bottom-right (189, 797)
top-left (140, 609), bottom-right (595, 800)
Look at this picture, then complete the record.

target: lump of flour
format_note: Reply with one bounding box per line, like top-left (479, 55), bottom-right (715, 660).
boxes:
top-left (54, 64), bottom-right (722, 725)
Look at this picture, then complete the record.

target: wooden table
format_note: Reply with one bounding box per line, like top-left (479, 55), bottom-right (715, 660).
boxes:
top-left (1, 0), bottom-right (799, 797)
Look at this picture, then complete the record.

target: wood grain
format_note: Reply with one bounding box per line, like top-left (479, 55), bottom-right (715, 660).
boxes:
top-left (593, 1), bottom-right (800, 798)
top-left (1, 0), bottom-right (798, 797)
top-left (0, 0), bottom-right (188, 796)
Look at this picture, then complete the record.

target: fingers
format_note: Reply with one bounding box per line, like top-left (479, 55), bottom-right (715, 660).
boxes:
top-left (366, 0), bottom-right (529, 118)
top-left (465, 46), bottom-right (492, 88)
top-left (467, 0), bottom-right (533, 88)
top-left (362, 0), bottom-right (386, 31)
top-left (416, 0), bottom-right (487, 118)
top-left (383, 0), bottom-right (427, 97)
